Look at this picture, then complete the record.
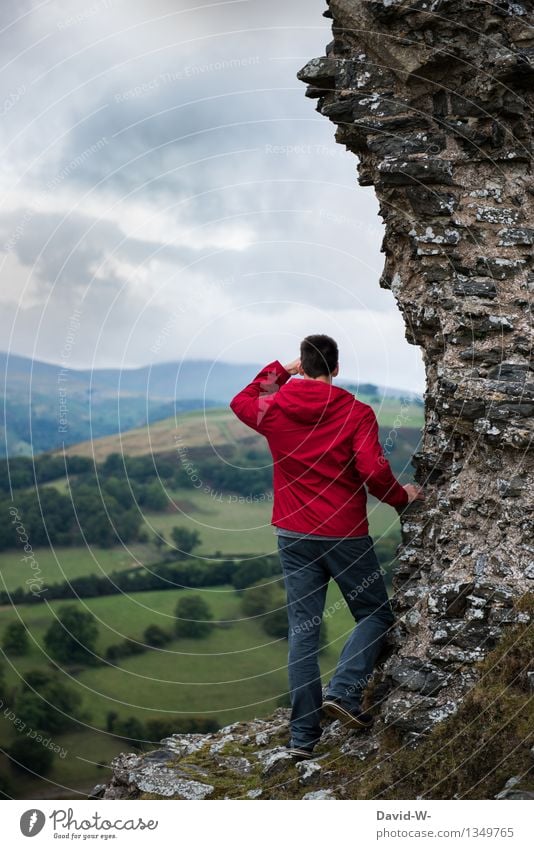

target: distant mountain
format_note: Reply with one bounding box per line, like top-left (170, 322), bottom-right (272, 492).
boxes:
top-left (0, 352), bottom-right (268, 403)
top-left (0, 352), bottom-right (422, 457)
top-left (0, 353), bottom-right (274, 457)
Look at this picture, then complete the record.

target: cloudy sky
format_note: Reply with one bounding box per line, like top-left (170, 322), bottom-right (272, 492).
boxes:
top-left (0, 0), bottom-right (425, 392)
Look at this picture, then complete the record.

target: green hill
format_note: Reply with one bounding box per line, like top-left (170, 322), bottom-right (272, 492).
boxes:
top-left (55, 397), bottom-right (423, 462)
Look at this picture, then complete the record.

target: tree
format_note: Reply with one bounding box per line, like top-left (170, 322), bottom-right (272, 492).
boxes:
top-left (241, 580), bottom-right (285, 618)
top-left (174, 716), bottom-right (219, 733)
top-left (101, 452), bottom-right (124, 476)
top-left (241, 580), bottom-right (289, 638)
top-left (102, 476), bottom-right (134, 508)
top-left (105, 637), bottom-right (145, 660)
top-left (105, 644), bottom-right (121, 661)
top-left (72, 484), bottom-right (142, 547)
top-left (16, 673), bottom-right (87, 733)
top-left (170, 526), bottom-right (201, 559)
top-left (65, 455), bottom-right (92, 475)
top-left (2, 622), bottom-right (29, 655)
top-left (262, 607), bottom-right (289, 638)
top-left (43, 604), bottom-right (99, 665)
top-left (152, 531), bottom-right (166, 551)
top-left (9, 733), bottom-right (55, 776)
top-left (174, 595), bottom-right (214, 638)
top-left (73, 489), bottom-right (115, 547)
top-left (231, 558), bottom-right (280, 590)
top-left (34, 453), bottom-right (65, 483)
top-left (145, 717), bottom-right (177, 741)
top-left (141, 482), bottom-right (168, 511)
top-left (22, 670), bottom-right (54, 691)
top-left (143, 625), bottom-right (171, 647)
top-left (106, 710), bottom-right (118, 732)
top-left (113, 716), bottom-right (145, 748)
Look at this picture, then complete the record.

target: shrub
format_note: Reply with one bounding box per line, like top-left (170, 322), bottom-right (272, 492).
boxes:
top-left (2, 622), bottom-right (29, 655)
top-left (262, 607), bottom-right (289, 638)
top-left (174, 595), bottom-right (214, 638)
top-left (113, 716), bottom-right (145, 748)
top-left (43, 605), bottom-right (99, 666)
top-left (143, 625), bottom-right (171, 647)
top-left (16, 675), bottom-right (87, 734)
top-left (231, 557), bottom-right (281, 590)
top-left (170, 527), bottom-right (201, 558)
top-left (9, 733), bottom-right (55, 776)
top-left (241, 580), bottom-right (285, 618)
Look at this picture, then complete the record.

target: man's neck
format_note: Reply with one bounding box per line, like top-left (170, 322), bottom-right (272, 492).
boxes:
top-left (302, 374), bottom-right (332, 384)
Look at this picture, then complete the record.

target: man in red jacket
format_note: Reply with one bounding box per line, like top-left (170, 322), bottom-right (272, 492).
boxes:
top-left (229, 333), bottom-right (424, 759)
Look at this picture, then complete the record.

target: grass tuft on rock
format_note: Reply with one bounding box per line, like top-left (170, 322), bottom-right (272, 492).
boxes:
top-left (365, 593), bottom-right (534, 800)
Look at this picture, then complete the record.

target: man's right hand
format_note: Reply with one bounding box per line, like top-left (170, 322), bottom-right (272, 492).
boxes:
top-left (283, 358), bottom-right (301, 376)
top-left (403, 484), bottom-right (425, 503)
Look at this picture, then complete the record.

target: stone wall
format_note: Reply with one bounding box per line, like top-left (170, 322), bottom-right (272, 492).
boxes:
top-left (297, 0), bottom-right (533, 738)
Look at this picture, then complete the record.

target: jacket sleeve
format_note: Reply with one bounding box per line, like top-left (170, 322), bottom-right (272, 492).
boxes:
top-left (229, 360), bottom-right (291, 434)
top-left (353, 406), bottom-right (410, 511)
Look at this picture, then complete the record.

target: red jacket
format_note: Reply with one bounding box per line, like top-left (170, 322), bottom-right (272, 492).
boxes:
top-left (229, 360), bottom-right (409, 537)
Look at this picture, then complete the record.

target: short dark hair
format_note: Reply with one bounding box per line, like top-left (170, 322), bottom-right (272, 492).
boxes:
top-left (300, 334), bottom-right (338, 378)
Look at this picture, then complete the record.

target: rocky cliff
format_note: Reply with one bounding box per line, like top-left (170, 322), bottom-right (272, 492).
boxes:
top-left (296, 0), bottom-right (533, 739)
top-left (94, 0), bottom-right (533, 799)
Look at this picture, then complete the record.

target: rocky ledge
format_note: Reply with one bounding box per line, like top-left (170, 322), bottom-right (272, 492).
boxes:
top-left (92, 603), bottom-right (534, 800)
top-left (91, 708), bottom-right (353, 801)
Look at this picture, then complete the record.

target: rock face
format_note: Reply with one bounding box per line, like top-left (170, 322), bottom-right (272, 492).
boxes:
top-left (298, 0), bottom-right (533, 737)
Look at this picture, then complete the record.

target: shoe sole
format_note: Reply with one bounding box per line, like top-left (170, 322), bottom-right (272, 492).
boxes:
top-left (286, 748), bottom-right (314, 760)
top-left (322, 700), bottom-right (373, 729)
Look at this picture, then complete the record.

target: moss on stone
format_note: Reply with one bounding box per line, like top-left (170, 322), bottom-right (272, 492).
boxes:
top-left (364, 593), bottom-right (534, 800)
top-left (216, 593), bottom-right (534, 800)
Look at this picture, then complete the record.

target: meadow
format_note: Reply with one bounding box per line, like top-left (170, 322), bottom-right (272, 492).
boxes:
top-left (0, 581), bottom-right (356, 798)
top-left (60, 400), bottom-right (423, 461)
top-left (0, 401), bottom-right (420, 798)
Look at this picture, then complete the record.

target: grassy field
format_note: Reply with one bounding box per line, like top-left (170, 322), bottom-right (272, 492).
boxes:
top-left (0, 488), bottom-right (401, 597)
top-left (2, 729), bottom-right (129, 800)
top-left (0, 581), bottom-right (357, 798)
top-left (57, 401), bottom-right (423, 462)
top-left (0, 396), bottom-right (416, 798)
top-left (77, 582), bottom-right (361, 726)
top-left (0, 544), bottom-right (162, 594)
top-left (1, 582), bottom-right (360, 709)
top-left (57, 408), bottom-right (262, 462)
top-left (143, 486), bottom-right (402, 557)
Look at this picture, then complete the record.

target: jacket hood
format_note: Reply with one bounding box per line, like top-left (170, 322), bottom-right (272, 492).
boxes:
top-left (275, 378), bottom-right (356, 424)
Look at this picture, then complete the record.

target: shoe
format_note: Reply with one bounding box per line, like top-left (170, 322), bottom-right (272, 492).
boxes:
top-left (322, 697), bottom-right (374, 729)
top-left (284, 745), bottom-right (316, 762)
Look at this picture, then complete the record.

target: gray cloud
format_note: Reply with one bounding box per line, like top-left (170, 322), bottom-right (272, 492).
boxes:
top-left (0, 0), bottom-right (424, 390)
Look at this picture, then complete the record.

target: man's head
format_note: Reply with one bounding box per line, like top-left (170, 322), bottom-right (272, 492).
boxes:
top-left (299, 334), bottom-right (339, 380)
